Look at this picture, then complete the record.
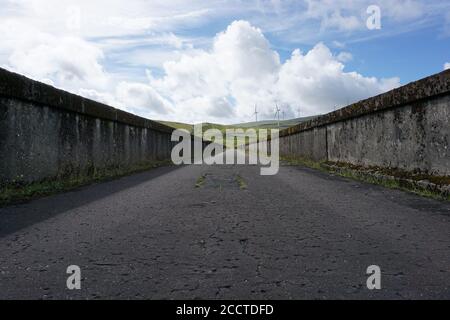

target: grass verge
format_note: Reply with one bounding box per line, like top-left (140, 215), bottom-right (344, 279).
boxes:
top-left (281, 156), bottom-right (450, 201)
top-left (0, 160), bottom-right (173, 207)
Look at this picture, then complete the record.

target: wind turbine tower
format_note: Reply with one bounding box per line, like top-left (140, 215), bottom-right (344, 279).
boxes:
top-left (275, 104), bottom-right (281, 128)
top-left (253, 104), bottom-right (258, 123)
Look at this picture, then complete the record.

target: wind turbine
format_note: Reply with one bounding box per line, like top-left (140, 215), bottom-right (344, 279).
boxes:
top-left (253, 104), bottom-right (258, 123)
top-left (274, 104), bottom-right (281, 128)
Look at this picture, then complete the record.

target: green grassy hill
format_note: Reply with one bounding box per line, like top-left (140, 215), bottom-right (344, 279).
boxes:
top-left (231, 116), bottom-right (317, 131)
top-left (157, 117), bottom-right (319, 147)
top-left (158, 116), bottom-right (317, 133)
top-left (157, 121), bottom-right (194, 132)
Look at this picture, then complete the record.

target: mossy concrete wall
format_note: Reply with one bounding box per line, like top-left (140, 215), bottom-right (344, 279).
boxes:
top-left (0, 68), bottom-right (177, 187)
top-left (279, 69), bottom-right (450, 177)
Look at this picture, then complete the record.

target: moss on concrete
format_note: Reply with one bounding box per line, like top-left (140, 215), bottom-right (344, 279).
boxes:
top-left (328, 161), bottom-right (450, 186)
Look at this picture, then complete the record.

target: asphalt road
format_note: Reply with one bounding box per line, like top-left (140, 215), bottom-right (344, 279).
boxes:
top-left (1, 159), bottom-right (450, 299)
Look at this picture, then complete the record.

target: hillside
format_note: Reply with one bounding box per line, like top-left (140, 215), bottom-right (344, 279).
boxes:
top-left (231, 116), bottom-right (318, 131)
top-left (157, 116), bottom-right (317, 133)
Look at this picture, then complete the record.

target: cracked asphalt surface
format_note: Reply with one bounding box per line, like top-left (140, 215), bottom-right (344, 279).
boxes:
top-left (1, 159), bottom-right (450, 299)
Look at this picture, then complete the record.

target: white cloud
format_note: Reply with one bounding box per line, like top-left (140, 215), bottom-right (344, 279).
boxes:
top-left (304, 1), bottom-right (362, 32)
top-left (0, 18), bottom-right (110, 92)
top-left (0, 0), bottom-right (219, 38)
top-left (149, 21), bottom-right (400, 123)
top-left (78, 88), bottom-right (118, 107)
top-left (337, 51), bottom-right (353, 62)
top-left (444, 62), bottom-right (450, 70)
top-left (148, 21), bottom-right (281, 122)
top-left (8, 35), bottom-right (109, 92)
top-left (332, 40), bottom-right (346, 49)
top-left (213, 21), bottom-right (280, 81)
top-left (276, 44), bottom-right (400, 115)
top-left (321, 10), bottom-right (362, 31)
top-left (116, 81), bottom-right (170, 116)
top-left (380, 0), bottom-right (424, 22)
top-left (0, 17), bottom-right (171, 116)
top-left (255, 0), bottom-right (448, 45)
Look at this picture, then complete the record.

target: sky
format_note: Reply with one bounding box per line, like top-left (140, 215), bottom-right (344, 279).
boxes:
top-left (1, 0), bottom-right (449, 124)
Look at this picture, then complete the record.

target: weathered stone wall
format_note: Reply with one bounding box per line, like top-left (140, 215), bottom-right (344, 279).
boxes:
top-left (0, 68), bottom-right (176, 186)
top-left (279, 69), bottom-right (450, 177)
top-left (279, 127), bottom-right (327, 161)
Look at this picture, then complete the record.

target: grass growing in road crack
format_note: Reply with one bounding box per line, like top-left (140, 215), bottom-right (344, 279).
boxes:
top-left (195, 174), bottom-right (207, 188)
top-left (235, 175), bottom-right (248, 190)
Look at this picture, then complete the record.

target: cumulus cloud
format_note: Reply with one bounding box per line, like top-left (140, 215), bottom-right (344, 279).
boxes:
top-left (0, 18), bottom-right (171, 116)
top-left (0, 18), bottom-right (110, 93)
top-left (149, 20), bottom-right (400, 122)
top-left (276, 44), bottom-right (399, 115)
top-left (445, 62), bottom-right (450, 70)
top-left (150, 20), bottom-right (282, 122)
top-left (78, 88), bottom-right (117, 107)
top-left (116, 81), bottom-right (170, 116)
top-left (8, 36), bottom-right (109, 92)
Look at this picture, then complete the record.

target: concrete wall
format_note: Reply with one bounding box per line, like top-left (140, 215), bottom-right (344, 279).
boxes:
top-left (0, 68), bottom-right (178, 187)
top-left (279, 69), bottom-right (450, 177)
top-left (279, 127), bottom-right (327, 162)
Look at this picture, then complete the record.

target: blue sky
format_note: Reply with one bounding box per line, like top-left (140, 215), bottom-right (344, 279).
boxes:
top-left (1, 0), bottom-right (449, 123)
